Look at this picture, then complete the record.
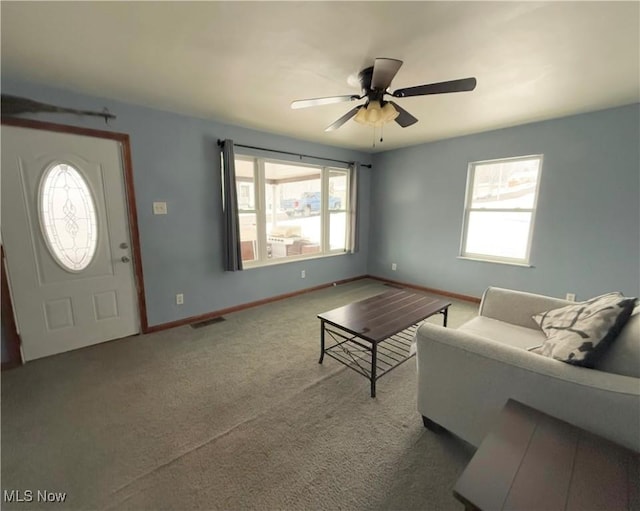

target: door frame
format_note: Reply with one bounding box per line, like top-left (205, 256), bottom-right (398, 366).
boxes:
top-left (1, 245), bottom-right (22, 369)
top-left (1, 118), bottom-right (149, 367)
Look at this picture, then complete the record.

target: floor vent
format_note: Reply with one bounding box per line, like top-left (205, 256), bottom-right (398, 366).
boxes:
top-left (190, 317), bottom-right (225, 329)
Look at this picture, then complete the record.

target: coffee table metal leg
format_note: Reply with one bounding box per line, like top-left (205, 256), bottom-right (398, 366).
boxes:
top-left (319, 320), bottom-right (325, 364)
top-left (370, 343), bottom-right (377, 398)
top-left (443, 307), bottom-right (449, 327)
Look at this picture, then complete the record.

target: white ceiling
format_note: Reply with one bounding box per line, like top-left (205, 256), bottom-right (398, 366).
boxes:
top-left (2, 2), bottom-right (638, 152)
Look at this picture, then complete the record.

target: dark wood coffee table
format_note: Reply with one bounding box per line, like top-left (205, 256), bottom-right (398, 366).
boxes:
top-left (453, 399), bottom-right (640, 511)
top-left (317, 287), bottom-right (451, 397)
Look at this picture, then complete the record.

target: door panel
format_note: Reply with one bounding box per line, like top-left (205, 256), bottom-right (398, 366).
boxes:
top-left (1, 126), bottom-right (139, 361)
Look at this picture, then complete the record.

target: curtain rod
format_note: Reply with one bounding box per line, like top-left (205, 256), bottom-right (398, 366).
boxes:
top-left (217, 139), bottom-right (372, 169)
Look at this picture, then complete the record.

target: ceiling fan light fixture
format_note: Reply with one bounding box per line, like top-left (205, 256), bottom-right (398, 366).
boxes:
top-left (381, 102), bottom-right (399, 123)
top-left (353, 105), bottom-right (368, 125)
top-left (366, 100), bottom-right (381, 124)
top-left (353, 101), bottom-right (398, 127)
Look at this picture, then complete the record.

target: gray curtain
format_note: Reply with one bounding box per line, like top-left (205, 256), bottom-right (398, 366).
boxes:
top-left (220, 139), bottom-right (243, 271)
top-left (348, 162), bottom-right (359, 254)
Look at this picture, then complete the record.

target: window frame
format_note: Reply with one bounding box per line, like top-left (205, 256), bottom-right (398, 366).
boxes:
top-left (235, 154), bottom-right (350, 268)
top-left (459, 154), bottom-right (543, 266)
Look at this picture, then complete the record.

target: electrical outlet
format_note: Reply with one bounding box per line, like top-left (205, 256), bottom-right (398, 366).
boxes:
top-left (176, 293), bottom-right (184, 305)
top-left (566, 293), bottom-right (576, 301)
top-left (391, 263), bottom-right (397, 271)
top-left (301, 270), bottom-right (306, 279)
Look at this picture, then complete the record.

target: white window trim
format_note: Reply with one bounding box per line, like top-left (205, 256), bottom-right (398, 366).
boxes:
top-left (236, 155), bottom-right (350, 268)
top-left (459, 154), bottom-right (543, 266)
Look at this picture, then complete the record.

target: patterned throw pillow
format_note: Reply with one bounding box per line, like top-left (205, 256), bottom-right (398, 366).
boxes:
top-left (531, 292), bottom-right (637, 367)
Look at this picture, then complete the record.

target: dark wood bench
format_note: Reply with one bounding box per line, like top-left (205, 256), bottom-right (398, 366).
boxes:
top-left (453, 399), bottom-right (640, 510)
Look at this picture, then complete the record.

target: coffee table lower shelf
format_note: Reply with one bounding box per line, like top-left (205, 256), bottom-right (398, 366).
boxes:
top-left (319, 323), bottom-right (419, 398)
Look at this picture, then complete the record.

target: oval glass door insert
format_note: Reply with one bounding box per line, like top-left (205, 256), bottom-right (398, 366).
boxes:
top-left (40, 163), bottom-right (98, 272)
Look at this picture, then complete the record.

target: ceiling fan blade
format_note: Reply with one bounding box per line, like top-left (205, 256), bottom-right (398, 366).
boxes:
top-left (392, 77), bottom-right (477, 98)
top-left (389, 101), bottom-right (418, 128)
top-left (324, 106), bottom-right (362, 132)
top-left (291, 95), bottom-right (361, 109)
top-left (371, 58), bottom-right (403, 91)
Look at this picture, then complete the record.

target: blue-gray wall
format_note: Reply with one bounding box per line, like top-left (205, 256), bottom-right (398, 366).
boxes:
top-left (369, 104), bottom-right (640, 300)
top-left (2, 77), bottom-right (638, 364)
top-left (1, 78), bottom-right (372, 333)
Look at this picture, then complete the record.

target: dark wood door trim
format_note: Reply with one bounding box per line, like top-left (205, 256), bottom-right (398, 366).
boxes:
top-left (1, 117), bottom-right (149, 337)
top-left (1, 246), bottom-right (22, 369)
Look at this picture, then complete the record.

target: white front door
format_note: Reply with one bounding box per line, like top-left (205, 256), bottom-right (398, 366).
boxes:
top-left (1, 125), bottom-right (140, 361)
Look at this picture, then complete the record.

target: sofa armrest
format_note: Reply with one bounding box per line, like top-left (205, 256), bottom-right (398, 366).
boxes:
top-left (479, 286), bottom-right (572, 329)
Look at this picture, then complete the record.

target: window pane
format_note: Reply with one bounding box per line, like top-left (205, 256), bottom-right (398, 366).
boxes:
top-left (471, 158), bottom-right (540, 209)
top-left (266, 162), bottom-right (321, 217)
top-left (329, 170), bottom-right (347, 211)
top-left (265, 162), bottom-right (321, 260)
top-left (239, 212), bottom-right (258, 262)
top-left (40, 163), bottom-right (98, 272)
top-left (464, 211), bottom-right (532, 260)
top-left (235, 159), bottom-right (255, 210)
top-left (329, 212), bottom-right (347, 251)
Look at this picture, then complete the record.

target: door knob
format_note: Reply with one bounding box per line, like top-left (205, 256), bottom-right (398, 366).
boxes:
top-left (120, 242), bottom-right (129, 249)
top-left (121, 256), bottom-right (130, 263)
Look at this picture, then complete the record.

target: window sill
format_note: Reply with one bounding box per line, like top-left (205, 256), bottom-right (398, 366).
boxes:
top-left (457, 256), bottom-right (534, 268)
top-left (242, 250), bottom-right (349, 269)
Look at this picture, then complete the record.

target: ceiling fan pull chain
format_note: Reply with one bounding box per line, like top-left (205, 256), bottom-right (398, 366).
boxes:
top-left (380, 124), bottom-right (384, 143)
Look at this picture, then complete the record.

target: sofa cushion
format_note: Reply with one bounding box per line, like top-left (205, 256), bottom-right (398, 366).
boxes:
top-left (592, 306), bottom-right (640, 378)
top-left (459, 316), bottom-right (546, 351)
top-left (531, 293), bottom-right (637, 367)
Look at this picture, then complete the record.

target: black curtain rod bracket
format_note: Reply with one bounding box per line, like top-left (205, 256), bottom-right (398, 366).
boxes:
top-left (217, 139), bottom-right (371, 169)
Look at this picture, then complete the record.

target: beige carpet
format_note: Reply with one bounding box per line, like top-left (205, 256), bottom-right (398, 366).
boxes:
top-left (2, 279), bottom-right (478, 510)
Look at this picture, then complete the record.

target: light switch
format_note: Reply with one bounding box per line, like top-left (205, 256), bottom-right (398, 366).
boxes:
top-left (153, 202), bottom-right (167, 215)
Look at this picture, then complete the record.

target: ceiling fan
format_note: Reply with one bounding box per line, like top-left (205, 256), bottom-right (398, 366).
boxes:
top-left (291, 58), bottom-right (476, 132)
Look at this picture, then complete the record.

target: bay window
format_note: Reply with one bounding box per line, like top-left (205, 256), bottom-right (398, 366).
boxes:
top-left (235, 155), bottom-right (350, 266)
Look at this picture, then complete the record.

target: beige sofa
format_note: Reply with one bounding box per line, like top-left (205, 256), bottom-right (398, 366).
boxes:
top-left (415, 287), bottom-right (640, 452)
